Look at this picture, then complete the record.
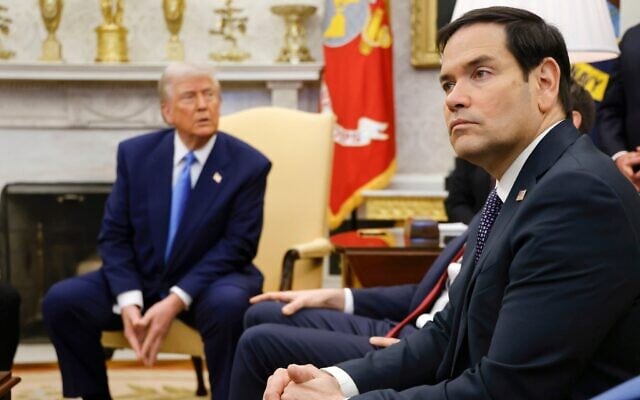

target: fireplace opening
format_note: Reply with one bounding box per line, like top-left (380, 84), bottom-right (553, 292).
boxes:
top-left (0, 183), bottom-right (112, 343)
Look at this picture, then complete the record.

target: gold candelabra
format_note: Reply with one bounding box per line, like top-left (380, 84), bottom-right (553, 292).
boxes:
top-left (209, 0), bottom-right (250, 62)
top-left (95, 0), bottom-right (128, 62)
top-left (0, 4), bottom-right (15, 60)
top-left (163, 0), bottom-right (185, 61)
top-left (271, 5), bottom-right (316, 63)
top-left (39, 0), bottom-right (64, 62)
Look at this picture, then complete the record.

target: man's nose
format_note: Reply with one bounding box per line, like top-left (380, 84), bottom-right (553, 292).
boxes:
top-left (195, 93), bottom-right (207, 109)
top-left (445, 82), bottom-right (470, 111)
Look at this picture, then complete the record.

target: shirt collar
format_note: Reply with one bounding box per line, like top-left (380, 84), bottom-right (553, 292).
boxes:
top-left (173, 131), bottom-right (217, 167)
top-left (495, 120), bottom-right (563, 202)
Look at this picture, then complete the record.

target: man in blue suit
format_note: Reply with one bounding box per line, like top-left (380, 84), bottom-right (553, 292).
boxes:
top-left (43, 63), bottom-right (271, 400)
top-left (263, 7), bottom-right (640, 400)
top-left (229, 229), bottom-right (470, 399)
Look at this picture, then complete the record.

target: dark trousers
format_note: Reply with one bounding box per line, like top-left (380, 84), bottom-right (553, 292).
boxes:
top-left (228, 300), bottom-right (418, 400)
top-left (42, 269), bottom-right (261, 400)
top-left (0, 282), bottom-right (20, 370)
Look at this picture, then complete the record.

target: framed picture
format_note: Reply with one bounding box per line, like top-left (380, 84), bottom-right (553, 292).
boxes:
top-left (410, 0), bottom-right (455, 68)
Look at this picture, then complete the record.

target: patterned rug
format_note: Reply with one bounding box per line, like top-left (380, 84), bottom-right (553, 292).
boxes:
top-left (13, 361), bottom-right (209, 400)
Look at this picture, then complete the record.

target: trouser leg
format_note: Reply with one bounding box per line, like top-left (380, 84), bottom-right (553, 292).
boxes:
top-left (42, 270), bottom-right (122, 399)
top-left (229, 301), bottom-right (402, 400)
top-left (187, 271), bottom-right (261, 400)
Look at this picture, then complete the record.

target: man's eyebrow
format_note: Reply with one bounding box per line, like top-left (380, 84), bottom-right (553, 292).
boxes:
top-left (439, 54), bottom-right (496, 83)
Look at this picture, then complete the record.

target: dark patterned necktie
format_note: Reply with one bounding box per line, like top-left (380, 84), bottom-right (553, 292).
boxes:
top-left (474, 188), bottom-right (503, 264)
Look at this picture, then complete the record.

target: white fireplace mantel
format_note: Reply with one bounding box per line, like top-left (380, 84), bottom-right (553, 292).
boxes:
top-left (0, 62), bottom-right (323, 130)
top-left (0, 62), bottom-right (324, 83)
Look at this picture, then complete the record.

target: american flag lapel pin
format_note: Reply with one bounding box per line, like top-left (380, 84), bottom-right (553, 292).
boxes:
top-left (212, 172), bottom-right (222, 183)
top-left (516, 189), bottom-right (527, 202)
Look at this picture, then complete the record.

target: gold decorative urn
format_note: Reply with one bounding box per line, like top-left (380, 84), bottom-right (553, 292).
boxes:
top-left (271, 5), bottom-right (316, 63)
top-left (95, 0), bottom-right (128, 62)
top-left (163, 0), bottom-right (185, 61)
top-left (39, 0), bottom-right (64, 62)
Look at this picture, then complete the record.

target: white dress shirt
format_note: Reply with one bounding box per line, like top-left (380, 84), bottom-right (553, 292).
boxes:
top-left (114, 132), bottom-right (217, 313)
top-left (327, 120), bottom-right (563, 397)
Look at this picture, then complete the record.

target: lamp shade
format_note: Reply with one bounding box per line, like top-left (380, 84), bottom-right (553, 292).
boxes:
top-left (451, 0), bottom-right (619, 63)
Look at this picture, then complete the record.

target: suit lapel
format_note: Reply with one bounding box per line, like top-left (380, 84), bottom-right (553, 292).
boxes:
top-left (469, 120), bottom-right (579, 283)
top-left (166, 132), bottom-right (231, 267)
top-left (450, 120), bottom-right (580, 373)
top-left (146, 130), bottom-right (174, 267)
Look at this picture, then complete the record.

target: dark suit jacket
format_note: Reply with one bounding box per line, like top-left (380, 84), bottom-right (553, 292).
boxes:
top-left (445, 158), bottom-right (492, 224)
top-left (350, 230), bottom-right (469, 324)
top-left (338, 121), bottom-right (640, 399)
top-left (98, 129), bottom-right (271, 302)
top-left (598, 24), bottom-right (640, 156)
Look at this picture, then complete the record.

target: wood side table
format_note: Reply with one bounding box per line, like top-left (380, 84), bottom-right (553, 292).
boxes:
top-left (0, 371), bottom-right (20, 399)
top-left (331, 229), bottom-right (442, 288)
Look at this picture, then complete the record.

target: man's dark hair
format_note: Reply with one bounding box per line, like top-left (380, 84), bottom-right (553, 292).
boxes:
top-left (437, 6), bottom-right (572, 116)
top-left (570, 80), bottom-right (596, 133)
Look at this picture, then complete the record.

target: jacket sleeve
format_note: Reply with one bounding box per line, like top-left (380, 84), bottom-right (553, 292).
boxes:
top-left (99, 143), bottom-right (144, 296)
top-left (352, 284), bottom-right (417, 321)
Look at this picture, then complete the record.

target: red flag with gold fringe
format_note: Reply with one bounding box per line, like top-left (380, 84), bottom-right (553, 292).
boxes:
top-left (322, 0), bottom-right (396, 229)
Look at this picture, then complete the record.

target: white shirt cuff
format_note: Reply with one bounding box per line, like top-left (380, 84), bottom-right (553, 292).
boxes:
top-left (323, 366), bottom-right (359, 397)
top-left (114, 290), bottom-right (143, 314)
top-left (170, 286), bottom-right (192, 309)
top-left (343, 288), bottom-right (354, 314)
top-left (612, 150), bottom-right (628, 161)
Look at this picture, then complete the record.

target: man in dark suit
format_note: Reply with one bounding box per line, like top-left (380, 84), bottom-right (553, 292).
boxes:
top-left (444, 80), bottom-right (595, 224)
top-left (229, 229), bottom-right (469, 399)
top-left (0, 282), bottom-right (19, 370)
top-left (263, 7), bottom-right (640, 399)
top-left (444, 157), bottom-right (491, 224)
top-left (597, 23), bottom-right (640, 190)
top-left (42, 63), bottom-right (271, 399)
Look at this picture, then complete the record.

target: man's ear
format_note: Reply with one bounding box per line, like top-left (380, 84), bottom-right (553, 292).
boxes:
top-left (571, 110), bottom-right (583, 131)
top-left (535, 57), bottom-right (561, 113)
top-left (160, 102), bottom-right (172, 125)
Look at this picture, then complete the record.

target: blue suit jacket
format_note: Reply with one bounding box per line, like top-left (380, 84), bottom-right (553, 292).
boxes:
top-left (98, 129), bottom-right (271, 302)
top-left (339, 120), bottom-right (640, 399)
top-left (351, 231), bottom-right (469, 324)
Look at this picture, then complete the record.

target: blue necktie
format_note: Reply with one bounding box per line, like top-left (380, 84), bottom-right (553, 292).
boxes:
top-left (165, 151), bottom-right (197, 262)
top-left (474, 188), bottom-right (503, 264)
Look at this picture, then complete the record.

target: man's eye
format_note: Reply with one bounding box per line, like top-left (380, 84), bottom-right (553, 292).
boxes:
top-left (442, 82), bottom-right (455, 93)
top-left (474, 69), bottom-right (490, 79)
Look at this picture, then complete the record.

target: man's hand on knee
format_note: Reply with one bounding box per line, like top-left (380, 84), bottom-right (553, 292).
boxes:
top-left (121, 305), bottom-right (145, 359)
top-left (250, 289), bottom-right (345, 316)
top-left (137, 294), bottom-right (185, 366)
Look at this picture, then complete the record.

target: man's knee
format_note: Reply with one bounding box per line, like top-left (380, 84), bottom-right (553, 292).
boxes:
top-left (243, 301), bottom-right (285, 329)
top-left (42, 280), bottom-right (76, 324)
top-left (236, 323), bottom-right (284, 361)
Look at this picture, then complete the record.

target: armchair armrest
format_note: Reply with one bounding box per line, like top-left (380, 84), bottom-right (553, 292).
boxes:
top-left (280, 238), bottom-right (333, 290)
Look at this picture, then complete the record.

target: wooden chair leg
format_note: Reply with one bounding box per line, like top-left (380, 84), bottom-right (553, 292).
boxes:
top-left (191, 356), bottom-right (207, 396)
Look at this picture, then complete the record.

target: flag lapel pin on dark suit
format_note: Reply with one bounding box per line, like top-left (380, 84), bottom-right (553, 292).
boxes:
top-left (516, 189), bottom-right (527, 202)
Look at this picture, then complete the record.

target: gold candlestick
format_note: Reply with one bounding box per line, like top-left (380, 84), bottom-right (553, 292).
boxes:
top-left (39, 0), bottom-right (64, 62)
top-left (209, 0), bottom-right (250, 62)
top-left (0, 4), bottom-right (15, 60)
top-left (271, 5), bottom-right (316, 64)
top-left (95, 0), bottom-right (128, 63)
top-left (163, 0), bottom-right (185, 61)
